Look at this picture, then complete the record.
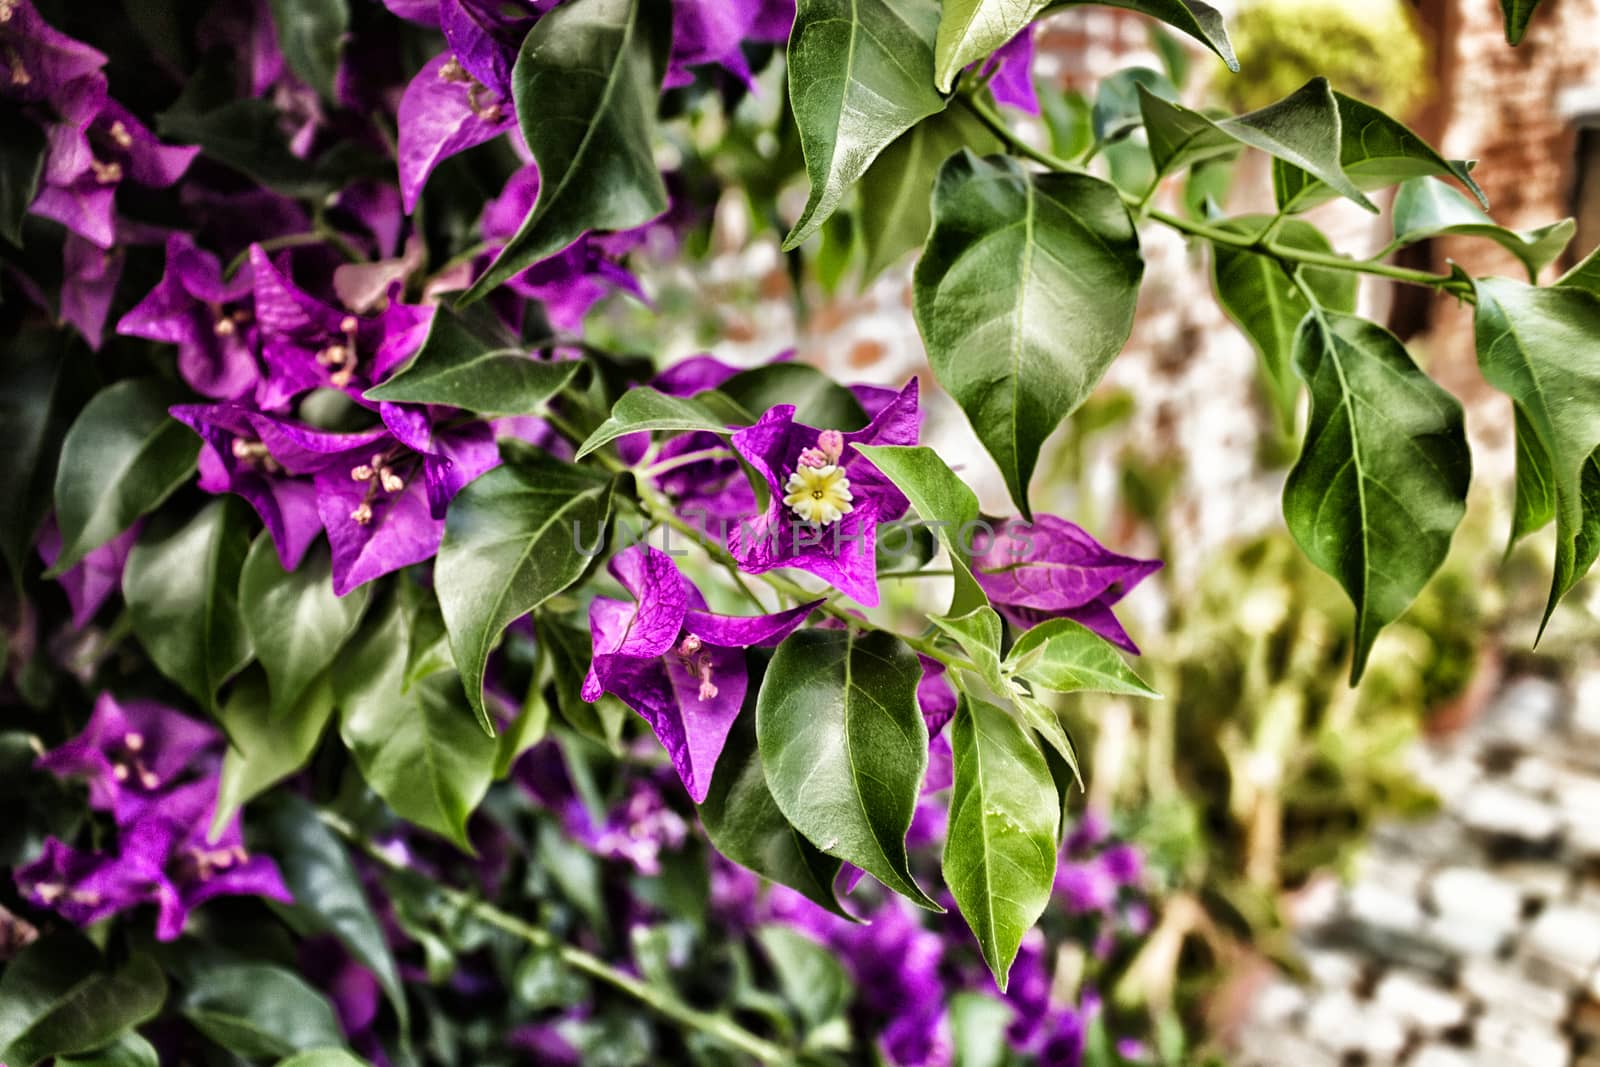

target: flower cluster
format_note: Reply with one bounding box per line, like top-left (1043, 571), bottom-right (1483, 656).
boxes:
top-left (15, 693), bottom-right (290, 940)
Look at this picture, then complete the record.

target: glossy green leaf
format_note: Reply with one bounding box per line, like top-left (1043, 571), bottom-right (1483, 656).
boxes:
top-left (934, 0), bottom-right (1236, 93)
top-left (781, 0), bottom-right (947, 250)
top-left (1283, 311), bottom-right (1471, 680)
top-left (212, 670), bottom-right (335, 834)
top-left (944, 695), bottom-right (1058, 989)
top-left (575, 388), bottom-right (733, 460)
top-left (51, 378), bottom-right (198, 575)
top-left (1204, 78), bottom-right (1373, 212)
top-left (0, 937), bottom-right (165, 1067)
top-left (0, 107), bottom-right (47, 245)
top-left (1473, 277), bottom-right (1600, 633)
top-left (1093, 68), bottom-right (1176, 143)
top-left (718, 363), bottom-right (869, 430)
top-left (56, 1032), bottom-right (159, 1067)
top-left (239, 536), bottom-right (369, 714)
top-left (463, 0), bottom-right (670, 301)
top-left (267, 0), bottom-right (347, 101)
top-left (1137, 87), bottom-right (1241, 180)
top-left (1005, 618), bottom-right (1159, 696)
top-left (756, 629), bottom-right (938, 909)
top-left (364, 303), bottom-right (581, 415)
top-left (338, 596), bottom-right (497, 850)
top-left (0, 326), bottom-right (87, 587)
top-left (854, 444), bottom-right (987, 615)
top-left (257, 796), bottom-right (409, 1030)
top-left (1274, 92), bottom-right (1483, 214)
top-left (1501, 0), bottom-right (1545, 43)
top-left (1391, 177), bottom-right (1573, 283)
top-left (1210, 216), bottom-right (1358, 426)
top-left (436, 453), bottom-right (614, 733)
top-left (179, 963), bottom-right (343, 1060)
top-left (1012, 691), bottom-right (1077, 773)
top-left (123, 499), bottom-right (254, 710)
top-left (698, 702), bottom-right (849, 917)
top-left (930, 606), bottom-right (1007, 693)
top-left (1069, 0), bottom-right (1236, 72)
top-left (755, 926), bottom-right (852, 1028)
top-left (914, 151), bottom-right (1142, 517)
top-left (857, 108), bottom-right (998, 284)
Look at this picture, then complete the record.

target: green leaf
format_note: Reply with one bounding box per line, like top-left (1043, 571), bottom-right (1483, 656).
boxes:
top-left (0, 326), bottom-right (88, 588)
top-left (857, 108), bottom-right (998, 284)
top-left (179, 963), bottom-right (343, 1060)
top-left (239, 536), bottom-right (369, 714)
top-left (575, 387), bottom-right (733, 460)
top-left (933, 0), bottom-right (1046, 93)
top-left (463, 0), bottom-right (671, 301)
top-left (1391, 177), bottom-right (1573, 283)
top-left (853, 444), bottom-right (987, 615)
top-left (1004, 618), bottom-right (1159, 696)
top-left (755, 926), bottom-right (852, 1028)
top-left (914, 151), bottom-right (1142, 517)
top-left (1068, 0), bottom-right (1236, 73)
top-left (1283, 311), bottom-right (1471, 680)
top-left (944, 695), bottom-right (1059, 989)
top-left (257, 795), bottom-right (409, 1030)
top-left (1093, 68), bottom-right (1176, 143)
top-left (436, 452), bottom-right (614, 733)
top-left (756, 629), bottom-right (938, 909)
top-left (50, 378), bottom-right (198, 575)
top-left (781, 0), bottom-right (948, 250)
top-left (0, 937), bottom-right (165, 1067)
top-left (1473, 277), bottom-right (1600, 633)
top-left (364, 303), bottom-right (582, 415)
top-left (212, 670), bottom-right (335, 833)
top-left (718, 363), bottom-right (869, 430)
top-left (933, 0), bottom-right (1237, 93)
top-left (56, 1032), bottom-right (159, 1067)
top-left (1273, 92), bottom-right (1484, 214)
top-left (273, 1052), bottom-right (371, 1067)
top-left (930, 606), bottom-right (1007, 693)
top-left (123, 499), bottom-right (254, 710)
top-left (697, 704), bottom-right (849, 918)
top-left (536, 616), bottom-right (627, 745)
top-left (0, 107), bottom-right (47, 245)
top-left (337, 596), bottom-right (497, 850)
top-left (1137, 87), bottom-right (1241, 180)
top-left (1209, 216), bottom-right (1358, 426)
top-left (267, 0), bottom-right (347, 101)
top-left (1501, 0), bottom-right (1545, 43)
top-left (1206, 78), bottom-right (1374, 213)
top-left (1012, 691), bottom-right (1077, 774)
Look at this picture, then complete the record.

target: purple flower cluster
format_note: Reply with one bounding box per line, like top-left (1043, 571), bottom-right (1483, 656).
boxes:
top-left (15, 693), bottom-right (291, 940)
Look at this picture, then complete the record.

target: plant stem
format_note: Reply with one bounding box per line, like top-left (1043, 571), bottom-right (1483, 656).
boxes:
top-left (955, 94), bottom-right (1471, 297)
top-left (638, 446), bottom-right (737, 479)
top-left (318, 812), bottom-right (789, 1065)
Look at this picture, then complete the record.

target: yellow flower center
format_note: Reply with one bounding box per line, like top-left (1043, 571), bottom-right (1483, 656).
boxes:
top-left (783, 464), bottom-right (854, 526)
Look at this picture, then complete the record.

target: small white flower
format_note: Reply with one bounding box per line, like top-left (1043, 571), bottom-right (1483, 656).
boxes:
top-left (783, 464), bottom-right (854, 526)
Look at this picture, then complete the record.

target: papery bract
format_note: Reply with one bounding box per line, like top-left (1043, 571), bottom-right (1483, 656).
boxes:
top-left (729, 379), bottom-right (920, 606)
top-left (581, 545), bottom-right (819, 802)
top-left (972, 515), bottom-right (1161, 653)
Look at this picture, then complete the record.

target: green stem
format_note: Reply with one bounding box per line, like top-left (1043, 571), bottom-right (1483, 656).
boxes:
top-left (318, 812), bottom-right (789, 1065)
top-left (638, 446), bottom-right (737, 480)
top-left (956, 94), bottom-right (1471, 296)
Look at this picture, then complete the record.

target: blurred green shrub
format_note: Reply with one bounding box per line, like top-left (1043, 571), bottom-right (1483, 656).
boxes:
top-left (1215, 0), bottom-right (1428, 120)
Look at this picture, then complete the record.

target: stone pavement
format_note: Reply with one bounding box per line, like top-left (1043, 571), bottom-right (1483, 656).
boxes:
top-left (1234, 671), bottom-right (1600, 1067)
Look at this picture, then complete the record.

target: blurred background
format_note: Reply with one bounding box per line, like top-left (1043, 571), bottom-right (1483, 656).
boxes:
top-left (598, 1), bottom-right (1600, 1062)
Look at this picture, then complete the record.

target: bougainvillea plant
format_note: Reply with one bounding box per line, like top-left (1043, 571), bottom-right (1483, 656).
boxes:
top-left (0, 0), bottom-right (1591, 1062)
